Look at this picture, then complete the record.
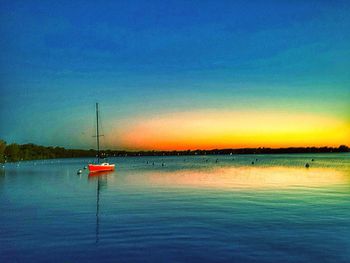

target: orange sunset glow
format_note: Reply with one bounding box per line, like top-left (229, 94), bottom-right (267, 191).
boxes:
top-left (110, 110), bottom-right (350, 150)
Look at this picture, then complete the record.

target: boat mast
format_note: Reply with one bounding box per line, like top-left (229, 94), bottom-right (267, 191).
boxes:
top-left (96, 102), bottom-right (100, 163)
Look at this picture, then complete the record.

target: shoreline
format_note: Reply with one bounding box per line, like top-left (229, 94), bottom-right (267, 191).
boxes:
top-left (1, 140), bottom-right (349, 163)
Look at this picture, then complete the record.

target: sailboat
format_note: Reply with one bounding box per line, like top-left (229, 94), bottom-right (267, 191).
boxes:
top-left (88, 103), bottom-right (115, 173)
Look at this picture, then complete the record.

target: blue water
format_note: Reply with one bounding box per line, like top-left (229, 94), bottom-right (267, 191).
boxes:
top-left (1, 154), bottom-right (350, 262)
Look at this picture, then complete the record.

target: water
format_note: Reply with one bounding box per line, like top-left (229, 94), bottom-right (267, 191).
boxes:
top-left (1, 154), bottom-right (350, 262)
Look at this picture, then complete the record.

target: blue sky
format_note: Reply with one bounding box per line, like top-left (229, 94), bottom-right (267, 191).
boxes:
top-left (0, 0), bottom-right (349, 149)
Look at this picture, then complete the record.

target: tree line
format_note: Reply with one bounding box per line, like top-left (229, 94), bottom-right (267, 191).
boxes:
top-left (0, 140), bottom-right (96, 163)
top-left (0, 139), bottom-right (349, 163)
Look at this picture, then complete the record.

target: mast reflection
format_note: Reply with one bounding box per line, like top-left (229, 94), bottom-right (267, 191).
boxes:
top-left (88, 171), bottom-right (111, 244)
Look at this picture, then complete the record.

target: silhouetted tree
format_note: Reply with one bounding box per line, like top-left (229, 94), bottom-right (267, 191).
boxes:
top-left (0, 140), bottom-right (6, 163)
top-left (5, 143), bottom-right (20, 162)
top-left (338, 145), bottom-right (349, 152)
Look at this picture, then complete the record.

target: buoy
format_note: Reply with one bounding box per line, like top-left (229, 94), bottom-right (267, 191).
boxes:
top-left (83, 166), bottom-right (87, 169)
top-left (252, 161), bottom-right (254, 165)
top-left (77, 169), bottom-right (83, 174)
top-left (162, 163), bottom-right (165, 167)
top-left (311, 159), bottom-right (314, 162)
top-left (305, 163), bottom-right (310, 168)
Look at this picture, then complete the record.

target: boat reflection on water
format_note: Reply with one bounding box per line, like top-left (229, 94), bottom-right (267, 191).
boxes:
top-left (88, 171), bottom-right (114, 178)
top-left (88, 171), bottom-right (112, 244)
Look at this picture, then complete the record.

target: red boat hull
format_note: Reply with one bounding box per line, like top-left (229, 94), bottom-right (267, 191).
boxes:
top-left (88, 164), bottom-right (115, 173)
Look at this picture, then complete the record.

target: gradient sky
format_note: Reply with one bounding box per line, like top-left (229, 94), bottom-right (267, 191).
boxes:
top-left (0, 0), bottom-right (349, 150)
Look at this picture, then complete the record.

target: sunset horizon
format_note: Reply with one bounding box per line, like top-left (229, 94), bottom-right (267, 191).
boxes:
top-left (1, 1), bottom-right (349, 151)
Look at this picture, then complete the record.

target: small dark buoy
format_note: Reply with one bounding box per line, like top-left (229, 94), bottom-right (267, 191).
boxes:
top-left (311, 159), bottom-right (314, 162)
top-left (152, 162), bottom-right (155, 166)
top-left (252, 161), bottom-right (254, 165)
top-left (256, 158), bottom-right (258, 161)
top-left (77, 169), bottom-right (83, 174)
top-left (215, 159), bottom-right (218, 163)
top-left (146, 161), bottom-right (149, 164)
top-left (305, 163), bottom-right (310, 168)
top-left (162, 163), bottom-right (165, 167)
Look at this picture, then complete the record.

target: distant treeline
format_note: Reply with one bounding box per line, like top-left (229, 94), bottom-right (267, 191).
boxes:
top-left (0, 139), bottom-right (349, 163)
top-left (0, 140), bottom-right (96, 163)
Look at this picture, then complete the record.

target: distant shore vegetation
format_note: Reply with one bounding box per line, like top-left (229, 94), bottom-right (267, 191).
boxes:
top-left (0, 139), bottom-right (349, 163)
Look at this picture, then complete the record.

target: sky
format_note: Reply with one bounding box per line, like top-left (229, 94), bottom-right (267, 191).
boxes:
top-left (0, 0), bottom-right (349, 150)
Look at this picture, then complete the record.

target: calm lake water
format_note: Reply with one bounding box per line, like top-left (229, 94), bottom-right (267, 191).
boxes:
top-left (1, 154), bottom-right (350, 262)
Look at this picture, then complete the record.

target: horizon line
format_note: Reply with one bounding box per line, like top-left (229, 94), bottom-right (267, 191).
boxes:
top-left (2, 141), bottom-right (349, 152)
